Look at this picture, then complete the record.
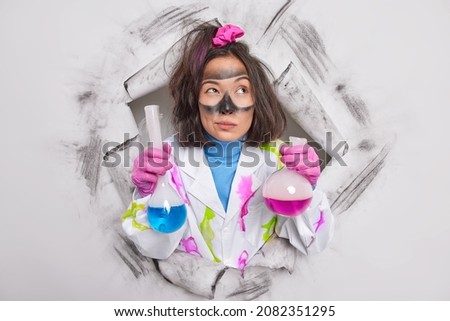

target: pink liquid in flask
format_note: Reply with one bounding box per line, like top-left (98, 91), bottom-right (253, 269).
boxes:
top-left (264, 198), bottom-right (312, 215)
top-left (262, 137), bottom-right (313, 217)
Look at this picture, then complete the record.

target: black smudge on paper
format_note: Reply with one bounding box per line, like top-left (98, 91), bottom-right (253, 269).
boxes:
top-left (114, 247), bottom-right (142, 279)
top-left (257, 0), bottom-right (294, 46)
top-left (107, 166), bottom-right (133, 207)
top-left (331, 143), bottom-right (391, 215)
top-left (281, 16), bottom-right (330, 84)
top-left (275, 62), bottom-right (347, 154)
top-left (115, 234), bottom-right (154, 279)
top-left (102, 134), bottom-right (138, 161)
top-left (358, 139), bottom-right (375, 151)
top-left (341, 92), bottom-right (371, 126)
top-left (102, 135), bottom-right (138, 206)
top-left (77, 90), bottom-right (97, 106)
top-left (77, 131), bottom-right (103, 196)
top-left (335, 83), bottom-right (371, 126)
top-left (225, 269), bottom-right (272, 301)
top-left (134, 5), bottom-right (209, 45)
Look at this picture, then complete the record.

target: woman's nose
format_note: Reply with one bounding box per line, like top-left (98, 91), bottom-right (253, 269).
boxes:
top-left (218, 94), bottom-right (237, 114)
top-left (221, 104), bottom-right (234, 114)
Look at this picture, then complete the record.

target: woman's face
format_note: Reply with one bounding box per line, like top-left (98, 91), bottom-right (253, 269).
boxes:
top-left (198, 55), bottom-right (254, 142)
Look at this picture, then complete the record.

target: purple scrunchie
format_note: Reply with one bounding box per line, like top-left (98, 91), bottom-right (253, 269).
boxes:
top-left (212, 24), bottom-right (245, 47)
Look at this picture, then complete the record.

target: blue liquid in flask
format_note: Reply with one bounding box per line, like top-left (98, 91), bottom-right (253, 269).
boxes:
top-left (147, 204), bottom-right (187, 233)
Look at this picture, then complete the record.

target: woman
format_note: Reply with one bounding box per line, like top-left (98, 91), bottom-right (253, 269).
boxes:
top-left (123, 22), bottom-right (334, 274)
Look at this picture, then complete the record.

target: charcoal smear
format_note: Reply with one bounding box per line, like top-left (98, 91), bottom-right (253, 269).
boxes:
top-left (114, 247), bottom-right (142, 279)
top-left (107, 166), bottom-right (134, 207)
top-left (115, 233), bottom-right (153, 279)
top-left (341, 92), bottom-right (371, 126)
top-left (276, 62), bottom-right (347, 156)
top-left (77, 132), bottom-right (103, 196)
top-left (331, 143), bottom-right (391, 215)
top-left (358, 139), bottom-right (376, 152)
top-left (335, 82), bottom-right (371, 126)
top-left (77, 90), bottom-right (97, 106)
top-left (133, 6), bottom-right (210, 45)
top-left (225, 269), bottom-right (272, 301)
top-left (257, 0), bottom-right (295, 47)
top-left (103, 134), bottom-right (138, 161)
top-left (281, 16), bottom-right (330, 84)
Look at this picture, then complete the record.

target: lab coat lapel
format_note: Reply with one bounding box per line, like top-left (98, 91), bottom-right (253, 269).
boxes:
top-left (225, 145), bottom-right (264, 225)
top-left (176, 146), bottom-right (226, 218)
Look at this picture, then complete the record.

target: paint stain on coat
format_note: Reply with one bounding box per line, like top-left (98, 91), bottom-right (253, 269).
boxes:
top-left (170, 165), bottom-right (190, 205)
top-left (180, 236), bottom-right (202, 257)
top-left (237, 175), bottom-right (255, 232)
top-left (261, 216), bottom-right (278, 242)
top-left (314, 210), bottom-right (325, 233)
top-left (122, 201), bottom-right (148, 231)
top-left (237, 250), bottom-right (249, 276)
top-left (199, 207), bottom-right (221, 263)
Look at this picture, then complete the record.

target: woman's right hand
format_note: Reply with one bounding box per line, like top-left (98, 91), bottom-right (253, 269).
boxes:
top-left (131, 143), bottom-right (173, 197)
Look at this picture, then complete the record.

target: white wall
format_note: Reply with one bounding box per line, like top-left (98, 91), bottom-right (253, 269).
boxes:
top-left (1, 0), bottom-right (449, 300)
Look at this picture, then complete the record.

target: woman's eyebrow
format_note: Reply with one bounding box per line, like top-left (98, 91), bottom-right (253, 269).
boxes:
top-left (201, 76), bottom-right (250, 87)
top-left (200, 80), bottom-right (220, 86)
top-left (202, 69), bottom-right (247, 80)
top-left (201, 75), bottom-right (250, 86)
top-left (234, 76), bottom-right (250, 82)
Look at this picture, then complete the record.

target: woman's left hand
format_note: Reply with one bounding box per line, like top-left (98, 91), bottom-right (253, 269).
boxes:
top-left (280, 143), bottom-right (321, 186)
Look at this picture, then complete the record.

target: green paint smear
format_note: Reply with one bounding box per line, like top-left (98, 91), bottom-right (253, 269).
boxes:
top-left (260, 139), bottom-right (284, 170)
top-left (122, 202), bottom-right (148, 231)
top-left (199, 207), bottom-right (221, 263)
top-left (261, 216), bottom-right (278, 242)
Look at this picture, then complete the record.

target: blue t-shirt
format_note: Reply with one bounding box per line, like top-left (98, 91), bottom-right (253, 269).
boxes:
top-left (203, 133), bottom-right (243, 212)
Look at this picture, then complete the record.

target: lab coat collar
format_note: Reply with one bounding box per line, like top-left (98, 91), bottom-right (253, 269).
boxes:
top-left (176, 144), bottom-right (265, 220)
top-left (176, 145), bottom-right (226, 218)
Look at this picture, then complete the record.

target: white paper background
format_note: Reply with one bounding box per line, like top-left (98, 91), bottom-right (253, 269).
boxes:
top-left (1, 0), bottom-right (449, 300)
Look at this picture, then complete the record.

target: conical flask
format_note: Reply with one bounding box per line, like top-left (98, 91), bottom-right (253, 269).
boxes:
top-left (145, 105), bottom-right (187, 233)
top-left (262, 137), bottom-right (314, 216)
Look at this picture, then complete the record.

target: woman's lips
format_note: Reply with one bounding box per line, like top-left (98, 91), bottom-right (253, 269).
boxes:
top-left (216, 121), bottom-right (237, 130)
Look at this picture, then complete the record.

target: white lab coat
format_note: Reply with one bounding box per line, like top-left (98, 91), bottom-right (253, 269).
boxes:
top-left (122, 136), bottom-right (334, 269)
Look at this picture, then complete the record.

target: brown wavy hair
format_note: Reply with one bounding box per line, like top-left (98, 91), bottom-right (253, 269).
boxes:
top-left (169, 21), bottom-right (286, 147)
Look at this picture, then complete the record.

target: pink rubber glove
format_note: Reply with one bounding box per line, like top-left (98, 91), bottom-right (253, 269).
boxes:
top-left (280, 144), bottom-right (321, 187)
top-left (131, 143), bottom-right (172, 197)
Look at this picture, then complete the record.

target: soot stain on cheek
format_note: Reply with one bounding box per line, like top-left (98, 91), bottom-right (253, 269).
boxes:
top-left (200, 94), bottom-right (253, 114)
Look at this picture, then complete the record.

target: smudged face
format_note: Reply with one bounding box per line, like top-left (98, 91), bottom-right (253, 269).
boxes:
top-left (199, 55), bottom-right (254, 142)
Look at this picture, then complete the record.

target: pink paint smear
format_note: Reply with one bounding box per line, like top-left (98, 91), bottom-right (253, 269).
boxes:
top-left (171, 165), bottom-right (190, 205)
top-left (180, 236), bottom-right (201, 257)
top-left (237, 250), bottom-right (249, 276)
top-left (314, 210), bottom-right (325, 233)
top-left (237, 175), bottom-right (254, 231)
